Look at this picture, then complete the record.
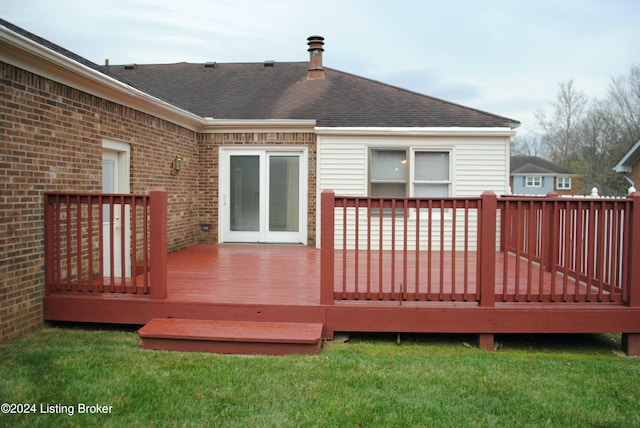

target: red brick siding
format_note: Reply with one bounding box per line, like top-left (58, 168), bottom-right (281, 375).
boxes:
top-left (197, 132), bottom-right (317, 245)
top-left (0, 62), bottom-right (199, 341)
top-left (555, 176), bottom-right (585, 196)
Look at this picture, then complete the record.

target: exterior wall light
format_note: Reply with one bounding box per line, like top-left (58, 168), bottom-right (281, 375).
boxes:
top-left (170, 155), bottom-right (182, 175)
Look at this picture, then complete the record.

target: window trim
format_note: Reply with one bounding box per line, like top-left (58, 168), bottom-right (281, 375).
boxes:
top-left (410, 149), bottom-right (452, 198)
top-left (525, 176), bottom-right (542, 188)
top-left (556, 176), bottom-right (572, 190)
top-left (369, 148), bottom-right (409, 197)
top-left (368, 147), bottom-right (453, 197)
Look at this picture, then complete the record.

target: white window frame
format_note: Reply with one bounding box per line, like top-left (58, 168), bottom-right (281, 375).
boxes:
top-left (368, 148), bottom-right (452, 198)
top-left (410, 149), bottom-right (451, 198)
top-left (525, 176), bottom-right (542, 188)
top-left (556, 176), bottom-right (572, 190)
top-left (369, 148), bottom-right (408, 197)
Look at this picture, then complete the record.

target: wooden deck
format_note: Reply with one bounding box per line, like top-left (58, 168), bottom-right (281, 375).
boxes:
top-left (42, 188), bottom-right (640, 355)
top-left (165, 245), bottom-right (614, 305)
top-left (166, 244), bottom-right (321, 305)
top-left (43, 243), bottom-right (640, 354)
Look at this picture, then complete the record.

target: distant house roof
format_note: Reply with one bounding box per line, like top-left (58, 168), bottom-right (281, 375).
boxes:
top-left (510, 156), bottom-right (575, 175)
top-left (613, 137), bottom-right (640, 173)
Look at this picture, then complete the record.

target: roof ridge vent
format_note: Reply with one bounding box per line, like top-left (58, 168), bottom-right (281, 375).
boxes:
top-left (124, 64), bottom-right (135, 70)
top-left (264, 60), bottom-right (275, 67)
top-left (204, 61), bottom-right (216, 68)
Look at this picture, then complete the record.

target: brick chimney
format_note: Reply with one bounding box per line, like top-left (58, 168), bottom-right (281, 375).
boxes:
top-left (307, 36), bottom-right (325, 80)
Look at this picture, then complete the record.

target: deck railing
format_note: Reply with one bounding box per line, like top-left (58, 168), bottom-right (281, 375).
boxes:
top-left (44, 188), bottom-right (167, 299)
top-left (320, 190), bottom-right (640, 306)
top-left (498, 194), bottom-right (635, 303)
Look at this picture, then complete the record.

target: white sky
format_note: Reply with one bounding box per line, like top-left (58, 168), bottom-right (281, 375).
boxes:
top-left (3, 0), bottom-right (639, 136)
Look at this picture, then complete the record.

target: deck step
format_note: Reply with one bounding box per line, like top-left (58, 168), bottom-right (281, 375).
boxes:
top-left (138, 318), bottom-right (324, 355)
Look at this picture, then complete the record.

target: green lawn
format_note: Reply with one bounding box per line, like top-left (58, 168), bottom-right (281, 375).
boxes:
top-left (1, 324), bottom-right (639, 427)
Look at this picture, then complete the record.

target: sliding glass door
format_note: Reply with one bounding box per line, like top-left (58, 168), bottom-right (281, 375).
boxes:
top-left (222, 149), bottom-right (306, 244)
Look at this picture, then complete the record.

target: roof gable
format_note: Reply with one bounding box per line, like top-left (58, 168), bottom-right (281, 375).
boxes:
top-left (613, 137), bottom-right (640, 173)
top-left (510, 156), bottom-right (575, 175)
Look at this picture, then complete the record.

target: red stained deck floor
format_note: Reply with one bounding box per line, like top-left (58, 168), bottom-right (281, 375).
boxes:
top-left (166, 244), bottom-right (610, 305)
top-left (166, 245), bottom-right (321, 305)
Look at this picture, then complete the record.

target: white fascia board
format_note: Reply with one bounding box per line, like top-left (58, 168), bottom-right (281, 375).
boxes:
top-left (315, 126), bottom-right (517, 138)
top-left (1, 25), bottom-right (203, 131)
top-left (202, 118), bottom-right (316, 133)
top-left (613, 138), bottom-right (640, 173)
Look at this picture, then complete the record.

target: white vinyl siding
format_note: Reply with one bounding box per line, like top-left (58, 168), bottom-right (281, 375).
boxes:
top-left (316, 132), bottom-right (512, 249)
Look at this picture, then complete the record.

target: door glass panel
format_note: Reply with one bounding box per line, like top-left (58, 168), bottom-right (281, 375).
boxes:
top-left (269, 156), bottom-right (299, 232)
top-left (230, 155), bottom-right (260, 232)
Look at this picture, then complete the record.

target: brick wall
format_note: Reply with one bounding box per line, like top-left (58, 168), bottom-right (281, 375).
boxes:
top-left (0, 62), bottom-right (199, 341)
top-left (197, 132), bottom-right (317, 245)
top-left (555, 176), bottom-right (585, 196)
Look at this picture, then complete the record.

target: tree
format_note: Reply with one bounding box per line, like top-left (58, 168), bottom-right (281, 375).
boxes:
top-left (535, 80), bottom-right (588, 166)
top-left (511, 133), bottom-right (543, 156)
top-left (576, 100), bottom-right (627, 195)
top-left (608, 64), bottom-right (640, 144)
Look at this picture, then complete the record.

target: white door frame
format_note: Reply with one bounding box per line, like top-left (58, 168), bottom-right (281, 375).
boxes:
top-left (219, 146), bottom-right (308, 244)
top-left (102, 140), bottom-right (131, 277)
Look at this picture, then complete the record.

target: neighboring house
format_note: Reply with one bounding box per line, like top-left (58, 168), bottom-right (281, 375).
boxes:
top-left (510, 156), bottom-right (580, 196)
top-left (0, 20), bottom-right (518, 341)
top-left (613, 137), bottom-right (640, 191)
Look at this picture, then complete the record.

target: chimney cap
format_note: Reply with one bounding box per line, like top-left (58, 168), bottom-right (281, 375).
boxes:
top-left (306, 36), bottom-right (325, 80)
top-left (307, 35), bottom-right (325, 52)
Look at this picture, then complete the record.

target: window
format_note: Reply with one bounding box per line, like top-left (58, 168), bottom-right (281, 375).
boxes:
top-left (369, 149), bottom-right (451, 197)
top-left (556, 176), bottom-right (572, 190)
top-left (413, 151), bottom-right (450, 197)
top-left (370, 149), bottom-right (408, 197)
top-left (525, 176), bottom-right (542, 187)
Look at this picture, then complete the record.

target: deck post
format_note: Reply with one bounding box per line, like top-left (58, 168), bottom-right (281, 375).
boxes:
top-left (479, 192), bottom-right (497, 350)
top-left (150, 188), bottom-right (168, 300)
top-left (542, 192), bottom-right (559, 273)
top-left (627, 192), bottom-right (640, 308)
top-left (479, 191), bottom-right (497, 308)
top-left (320, 190), bottom-right (335, 306)
top-left (477, 333), bottom-right (495, 351)
top-left (43, 194), bottom-right (54, 295)
top-left (622, 192), bottom-right (640, 356)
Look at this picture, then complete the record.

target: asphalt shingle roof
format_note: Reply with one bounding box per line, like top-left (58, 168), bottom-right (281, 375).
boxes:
top-left (2, 18), bottom-right (519, 129)
top-left (108, 61), bottom-right (520, 128)
top-left (510, 156), bottom-right (575, 175)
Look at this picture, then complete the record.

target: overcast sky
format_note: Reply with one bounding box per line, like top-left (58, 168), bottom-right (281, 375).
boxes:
top-left (3, 0), bottom-right (639, 136)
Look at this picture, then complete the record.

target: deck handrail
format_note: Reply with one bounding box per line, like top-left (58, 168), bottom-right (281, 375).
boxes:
top-left (44, 188), bottom-right (168, 299)
top-left (320, 190), bottom-right (639, 306)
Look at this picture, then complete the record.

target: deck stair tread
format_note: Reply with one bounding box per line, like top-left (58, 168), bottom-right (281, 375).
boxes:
top-left (138, 318), bottom-right (324, 355)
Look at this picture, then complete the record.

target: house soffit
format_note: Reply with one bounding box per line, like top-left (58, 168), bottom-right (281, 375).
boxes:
top-left (614, 138), bottom-right (640, 173)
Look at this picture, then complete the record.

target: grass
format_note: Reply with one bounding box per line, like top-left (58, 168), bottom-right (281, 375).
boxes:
top-left (1, 324), bottom-right (639, 427)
